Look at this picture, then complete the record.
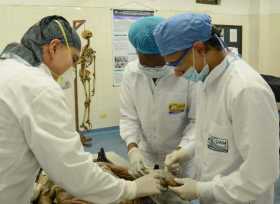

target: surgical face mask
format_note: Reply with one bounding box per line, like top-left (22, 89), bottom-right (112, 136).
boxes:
top-left (183, 66), bottom-right (209, 82)
top-left (183, 48), bottom-right (209, 82)
top-left (138, 63), bottom-right (170, 79)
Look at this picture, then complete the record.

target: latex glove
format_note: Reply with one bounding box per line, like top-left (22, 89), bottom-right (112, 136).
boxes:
top-left (164, 148), bottom-right (191, 174)
top-left (134, 171), bottom-right (161, 198)
top-left (128, 147), bottom-right (149, 178)
top-left (169, 178), bottom-right (198, 201)
top-left (164, 162), bottom-right (181, 176)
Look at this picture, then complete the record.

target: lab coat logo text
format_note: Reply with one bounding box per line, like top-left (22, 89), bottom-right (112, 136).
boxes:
top-left (169, 103), bottom-right (186, 114)
top-left (208, 136), bottom-right (228, 153)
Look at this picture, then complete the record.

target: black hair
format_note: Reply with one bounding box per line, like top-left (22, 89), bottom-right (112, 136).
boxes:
top-left (138, 52), bottom-right (165, 67)
top-left (204, 25), bottom-right (224, 51)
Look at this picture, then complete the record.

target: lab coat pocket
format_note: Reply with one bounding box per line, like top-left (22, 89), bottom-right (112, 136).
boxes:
top-left (204, 122), bottom-right (236, 173)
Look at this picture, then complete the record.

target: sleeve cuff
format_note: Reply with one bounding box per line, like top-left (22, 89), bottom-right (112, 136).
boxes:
top-left (197, 181), bottom-right (216, 202)
top-left (120, 180), bottom-right (137, 201)
top-left (125, 136), bottom-right (139, 146)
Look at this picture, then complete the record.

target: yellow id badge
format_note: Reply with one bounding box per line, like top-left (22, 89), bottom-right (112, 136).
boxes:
top-left (169, 103), bottom-right (186, 114)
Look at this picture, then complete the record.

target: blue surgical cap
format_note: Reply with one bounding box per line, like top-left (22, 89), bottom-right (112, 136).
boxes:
top-left (153, 13), bottom-right (212, 56)
top-left (128, 16), bottom-right (165, 54)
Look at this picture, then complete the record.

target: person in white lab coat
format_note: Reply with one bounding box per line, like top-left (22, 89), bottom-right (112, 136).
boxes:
top-left (120, 16), bottom-right (196, 204)
top-left (153, 12), bottom-right (280, 204)
top-left (0, 15), bottom-right (161, 204)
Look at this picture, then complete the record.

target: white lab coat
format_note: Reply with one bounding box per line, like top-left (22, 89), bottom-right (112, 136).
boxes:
top-left (120, 60), bottom-right (196, 204)
top-left (0, 59), bottom-right (131, 204)
top-left (120, 60), bottom-right (196, 171)
top-left (194, 54), bottom-right (279, 204)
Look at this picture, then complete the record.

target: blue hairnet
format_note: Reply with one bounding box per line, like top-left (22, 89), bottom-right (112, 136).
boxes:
top-left (128, 16), bottom-right (165, 54)
top-left (0, 15), bottom-right (81, 66)
top-left (153, 13), bottom-right (212, 56)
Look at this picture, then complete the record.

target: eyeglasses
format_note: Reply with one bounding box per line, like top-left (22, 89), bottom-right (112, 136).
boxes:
top-left (167, 48), bottom-right (191, 67)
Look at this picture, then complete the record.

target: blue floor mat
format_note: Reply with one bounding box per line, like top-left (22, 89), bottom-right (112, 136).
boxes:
top-left (82, 126), bottom-right (128, 159)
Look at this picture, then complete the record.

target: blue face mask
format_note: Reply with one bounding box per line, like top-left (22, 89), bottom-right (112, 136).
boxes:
top-left (184, 65), bottom-right (209, 82)
top-left (138, 63), bottom-right (170, 79)
top-left (183, 48), bottom-right (209, 82)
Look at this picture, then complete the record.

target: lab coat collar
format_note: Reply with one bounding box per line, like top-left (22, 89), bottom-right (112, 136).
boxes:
top-left (38, 63), bottom-right (53, 78)
top-left (202, 54), bottom-right (235, 90)
top-left (136, 64), bottom-right (174, 79)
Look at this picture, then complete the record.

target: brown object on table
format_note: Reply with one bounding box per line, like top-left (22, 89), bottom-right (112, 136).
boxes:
top-left (153, 164), bottom-right (182, 188)
top-left (94, 148), bottom-right (134, 180)
top-left (54, 186), bottom-right (91, 204)
top-left (33, 148), bottom-right (153, 204)
top-left (95, 147), bottom-right (112, 163)
top-left (34, 171), bottom-right (149, 204)
top-left (96, 162), bottom-right (134, 181)
top-left (158, 170), bottom-right (183, 188)
top-left (37, 189), bottom-right (54, 204)
top-left (37, 179), bottom-right (56, 204)
top-left (120, 198), bottom-right (152, 204)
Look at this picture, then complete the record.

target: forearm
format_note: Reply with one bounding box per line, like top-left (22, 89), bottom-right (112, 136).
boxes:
top-left (119, 109), bottom-right (141, 146)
